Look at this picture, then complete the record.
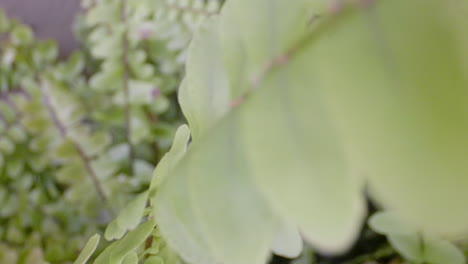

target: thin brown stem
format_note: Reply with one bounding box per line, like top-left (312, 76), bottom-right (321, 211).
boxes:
top-left (39, 80), bottom-right (109, 206)
top-left (120, 0), bottom-right (135, 175)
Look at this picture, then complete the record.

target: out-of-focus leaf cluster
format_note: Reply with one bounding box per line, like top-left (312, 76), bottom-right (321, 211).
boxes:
top-left (0, 0), bottom-right (222, 262)
top-left (0, 9), bottom-right (106, 263)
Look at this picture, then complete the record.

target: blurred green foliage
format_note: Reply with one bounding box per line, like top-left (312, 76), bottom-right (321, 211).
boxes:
top-left (0, 0), bottom-right (221, 262)
top-left (3, 0), bottom-right (468, 264)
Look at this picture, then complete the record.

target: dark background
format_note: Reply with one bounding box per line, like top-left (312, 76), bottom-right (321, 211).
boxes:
top-left (0, 0), bottom-right (81, 56)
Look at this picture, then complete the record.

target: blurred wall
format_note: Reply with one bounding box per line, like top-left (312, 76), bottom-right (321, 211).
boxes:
top-left (0, 0), bottom-right (81, 57)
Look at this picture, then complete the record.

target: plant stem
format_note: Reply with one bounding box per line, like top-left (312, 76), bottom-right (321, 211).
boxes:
top-left (39, 79), bottom-right (109, 207)
top-left (120, 0), bottom-right (135, 175)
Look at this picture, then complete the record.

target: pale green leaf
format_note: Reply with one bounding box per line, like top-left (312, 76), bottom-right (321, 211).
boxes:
top-left (113, 80), bottom-right (157, 105)
top-left (306, 0), bottom-right (468, 237)
top-left (0, 137), bottom-right (15, 154)
top-left (11, 24), bottom-right (33, 45)
top-left (271, 221), bottom-right (303, 259)
top-left (104, 219), bottom-right (126, 241)
top-left (115, 191), bottom-right (149, 234)
top-left (64, 52), bottom-right (85, 77)
top-left (179, 17), bottom-right (230, 141)
top-left (219, 0), bottom-right (312, 98)
top-left (152, 125), bottom-right (219, 264)
top-left (73, 234), bottom-right (100, 264)
top-left (91, 35), bottom-right (122, 59)
top-left (157, 0), bottom-right (366, 259)
top-left (149, 124), bottom-right (191, 195)
top-left (156, 119), bottom-right (277, 264)
top-left (369, 212), bottom-right (415, 236)
top-left (237, 50), bottom-right (366, 253)
top-left (423, 238), bottom-right (465, 264)
top-left (7, 159), bottom-right (24, 178)
top-left (33, 40), bottom-right (58, 65)
top-left (89, 65), bottom-right (124, 92)
top-left (86, 3), bottom-right (120, 27)
top-left (93, 241), bottom-right (118, 264)
top-left (122, 251), bottom-right (139, 264)
top-left (73, 129), bottom-right (111, 157)
top-left (387, 234), bottom-right (424, 263)
top-left (7, 125), bottom-right (27, 143)
top-left (53, 139), bottom-right (78, 160)
top-left (109, 220), bottom-right (156, 264)
top-left (96, 221), bottom-right (156, 264)
top-left (371, 215), bottom-right (465, 264)
top-left (154, 164), bottom-right (220, 264)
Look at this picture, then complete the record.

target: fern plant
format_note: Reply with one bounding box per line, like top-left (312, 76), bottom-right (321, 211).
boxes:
top-left (76, 0), bottom-right (468, 264)
top-left (150, 0), bottom-right (468, 263)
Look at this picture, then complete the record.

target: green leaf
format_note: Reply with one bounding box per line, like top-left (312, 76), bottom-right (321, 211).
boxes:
top-left (85, 3), bottom-right (120, 26)
top-left (370, 212), bottom-right (465, 264)
top-left (306, 0), bottom-right (468, 237)
top-left (0, 137), bottom-right (15, 154)
top-left (109, 220), bottom-right (156, 264)
top-left (387, 234), bottom-right (424, 263)
top-left (154, 163), bottom-right (220, 264)
top-left (423, 237), bottom-right (466, 264)
top-left (149, 124), bottom-right (191, 195)
top-left (11, 24), bottom-right (34, 45)
top-left (271, 221), bottom-right (303, 259)
top-left (104, 220), bottom-right (126, 242)
top-left (157, 0), bottom-right (366, 260)
top-left (113, 191), bottom-right (149, 239)
top-left (96, 221), bottom-right (156, 264)
top-left (73, 234), bottom-right (100, 264)
top-left (179, 17), bottom-right (230, 141)
top-left (7, 159), bottom-right (24, 177)
top-left (387, 235), bottom-right (465, 264)
top-left (91, 34), bottom-right (122, 59)
top-left (122, 251), bottom-right (139, 264)
top-left (156, 118), bottom-right (277, 264)
top-left (89, 65), bottom-right (124, 92)
top-left (239, 51), bottom-right (366, 253)
top-left (53, 139), bottom-right (78, 160)
top-left (114, 80), bottom-right (158, 105)
top-left (369, 212), bottom-right (415, 235)
top-left (33, 40), bottom-right (59, 65)
top-left (219, 0), bottom-right (312, 98)
top-left (73, 129), bottom-right (111, 157)
top-left (63, 52), bottom-right (85, 77)
top-left (7, 125), bottom-right (27, 143)
top-left (152, 125), bottom-right (219, 264)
